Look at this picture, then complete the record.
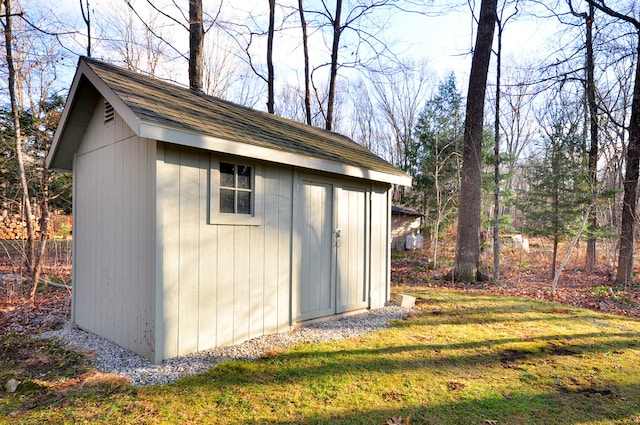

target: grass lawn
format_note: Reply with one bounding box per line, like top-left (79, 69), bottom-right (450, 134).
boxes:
top-left (2, 288), bottom-right (640, 424)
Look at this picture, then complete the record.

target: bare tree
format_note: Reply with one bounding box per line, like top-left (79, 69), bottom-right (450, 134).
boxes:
top-left (325, 0), bottom-right (343, 130)
top-left (566, 1), bottom-right (599, 272)
top-left (491, 2), bottom-right (519, 281)
top-left (79, 0), bottom-right (91, 56)
top-left (202, 31), bottom-right (243, 98)
top-left (453, 0), bottom-right (498, 282)
top-left (189, 0), bottom-right (203, 91)
top-left (102, 6), bottom-right (171, 75)
top-left (585, 0), bottom-right (640, 284)
top-left (368, 60), bottom-right (432, 170)
top-left (266, 0), bottom-right (276, 113)
top-left (2, 0), bottom-right (37, 288)
top-left (298, 0), bottom-right (312, 124)
top-left (302, 0), bottom-right (398, 130)
top-left (1, 0), bottom-right (61, 299)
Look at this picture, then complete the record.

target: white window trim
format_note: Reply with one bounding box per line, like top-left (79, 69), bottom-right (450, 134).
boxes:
top-left (209, 155), bottom-right (263, 226)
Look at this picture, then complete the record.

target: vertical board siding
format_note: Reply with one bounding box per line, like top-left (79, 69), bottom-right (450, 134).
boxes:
top-left (157, 147), bottom-right (294, 360)
top-left (369, 184), bottom-right (391, 309)
top-left (233, 226), bottom-right (251, 344)
top-left (159, 145), bottom-right (180, 358)
top-left (178, 149), bottom-right (201, 356)
top-left (336, 186), bottom-right (369, 313)
top-left (262, 168), bottom-right (281, 335)
top-left (277, 170), bottom-right (294, 332)
top-left (298, 179), bottom-right (334, 320)
top-left (74, 100), bottom-right (156, 360)
top-left (197, 156), bottom-right (217, 350)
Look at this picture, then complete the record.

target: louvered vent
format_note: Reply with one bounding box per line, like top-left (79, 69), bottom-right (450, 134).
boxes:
top-left (104, 100), bottom-right (115, 123)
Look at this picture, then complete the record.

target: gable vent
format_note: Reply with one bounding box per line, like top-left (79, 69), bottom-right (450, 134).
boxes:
top-left (104, 100), bottom-right (115, 123)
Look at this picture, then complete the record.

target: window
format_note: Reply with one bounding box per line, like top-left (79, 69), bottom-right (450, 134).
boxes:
top-left (219, 163), bottom-right (252, 215)
top-left (210, 156), bottom-right (262, 225)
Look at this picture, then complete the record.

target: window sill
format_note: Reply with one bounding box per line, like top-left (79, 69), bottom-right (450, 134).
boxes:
top-left (209, 214), bottom-right (262, 226)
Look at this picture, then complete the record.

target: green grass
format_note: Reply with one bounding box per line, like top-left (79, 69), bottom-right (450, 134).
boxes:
top-left (3, 289), bottom-right (640, 424)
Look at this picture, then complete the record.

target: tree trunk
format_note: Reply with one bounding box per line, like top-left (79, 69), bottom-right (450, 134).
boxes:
top-left (325, 0), bottom-right (342, 131)
top-left (267, 0), bottom-right (275, 113)
top-left (493, 17), bottom-right (503, 281)
top-left (189, 0), bottom-right (203, 91)
top-left (3, 0), bottom-right (44, 302)
top-left (80, 0), bottom-right (91, 57)
top-left (3, 0), bottom-right (36, 271)
top-left (584, 4), bottom-right (598, 272)
top-left (453, 0), bottom-right (497, 282)
top-left (30, 174), bottom-right (50, 301)
top-left (551, 234), bottom-right (558, 280)
top-left (298, 0), bottom-right (312, 125)
top-left (615, 34), bottom-right (640, 284)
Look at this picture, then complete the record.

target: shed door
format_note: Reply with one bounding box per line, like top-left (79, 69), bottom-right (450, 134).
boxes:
top-left (298, 179), bottom-right (335, 320)
top-left (335, 186), bottom-right (369, 313)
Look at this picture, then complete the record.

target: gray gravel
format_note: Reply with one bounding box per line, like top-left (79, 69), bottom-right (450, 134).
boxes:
top-left (37, 306), bottom-right (410, 387)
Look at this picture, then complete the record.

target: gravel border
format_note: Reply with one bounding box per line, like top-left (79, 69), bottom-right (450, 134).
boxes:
top-left (37, 306), bottom-right (410, 386)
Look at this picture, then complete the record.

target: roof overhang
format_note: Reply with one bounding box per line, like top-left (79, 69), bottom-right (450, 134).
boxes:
top-left (47, 60), bottom-right (143, 171)
top-left (140, 121), bottom-right (411, 186)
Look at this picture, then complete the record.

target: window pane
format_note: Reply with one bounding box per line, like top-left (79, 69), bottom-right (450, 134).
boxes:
top-left (220, 163), bottom-right (235, 188)
top-left (237, 165), bottom-right (252, 189)
top-left (220, 189), bottom-right (235, 213)
top-left (237, 191), bottom-right (251, 214)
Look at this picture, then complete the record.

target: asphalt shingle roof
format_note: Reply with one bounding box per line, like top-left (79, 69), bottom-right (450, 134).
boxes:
top-left (83, 57), bottom-right (407, 179)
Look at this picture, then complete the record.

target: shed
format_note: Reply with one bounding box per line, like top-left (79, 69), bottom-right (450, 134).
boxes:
top-left (47, 57), bottom-right (411, 363)
top-left (391, 205), bottom-right (424, 251)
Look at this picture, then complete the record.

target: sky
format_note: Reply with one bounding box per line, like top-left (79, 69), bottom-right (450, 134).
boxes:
top-left (45, 0), bottom-right (560, 93)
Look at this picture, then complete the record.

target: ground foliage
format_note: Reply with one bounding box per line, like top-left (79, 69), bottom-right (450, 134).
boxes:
top-left (392, 241), bottom-right (640, 319)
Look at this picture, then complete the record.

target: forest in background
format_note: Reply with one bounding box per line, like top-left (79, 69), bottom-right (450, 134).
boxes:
top-left (2, 0), bottom-right (640, 289)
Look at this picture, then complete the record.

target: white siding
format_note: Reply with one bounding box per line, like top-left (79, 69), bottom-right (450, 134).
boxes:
top-left (370, 184), bottom-right (391, 309)
top-left (156, 144), bottom-right (294, 361)
top-left (73, 99), bottom-right (156, 360)
top-left (336, 185), bottom-right (369, 313)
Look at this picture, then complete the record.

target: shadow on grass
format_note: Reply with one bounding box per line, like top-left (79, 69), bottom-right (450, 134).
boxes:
top-left (196, 330), bottom-right (640, 386)
top-left (253, 382), bottom-right (640, 425)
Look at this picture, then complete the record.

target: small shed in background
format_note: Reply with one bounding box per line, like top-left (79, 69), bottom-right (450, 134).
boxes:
top-left (46, 57), bottom-right (411, 363)
top-left (391, 205), bottom-right (424, 251)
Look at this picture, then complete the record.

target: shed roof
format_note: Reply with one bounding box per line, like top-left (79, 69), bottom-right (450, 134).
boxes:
top-left (391, 205), bottom-right (424, 217)
top-left (48, 57), bottom-right (411, 186)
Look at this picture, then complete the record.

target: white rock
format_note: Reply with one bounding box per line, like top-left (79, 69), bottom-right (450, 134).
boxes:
top-left (5, 379), bottom-right (20, 393)
top-left (395, 294), bottom-right (416, 308)
top-left (37, 306), bottom-right (409, 386)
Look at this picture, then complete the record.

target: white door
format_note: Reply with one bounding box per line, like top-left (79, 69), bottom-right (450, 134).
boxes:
top-left (296, 177), bottom-right (369, 321)
top-left (335, 186), bottom-right (369, 313)
top-left (298, 179), bottom-right (335, 320)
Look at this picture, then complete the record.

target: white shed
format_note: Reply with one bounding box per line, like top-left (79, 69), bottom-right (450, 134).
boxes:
top-left (47, 57), bottom-right (411, 363)
top-left (391, 205), bottom-right (424, 251)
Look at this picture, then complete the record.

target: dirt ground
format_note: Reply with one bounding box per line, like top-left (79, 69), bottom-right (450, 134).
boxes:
top-left (1, 239), bottom-right (640, 339)
top-left (0, 239), bottom-right (72, 336)
top-left (392, 243), bottom-right (640, 319)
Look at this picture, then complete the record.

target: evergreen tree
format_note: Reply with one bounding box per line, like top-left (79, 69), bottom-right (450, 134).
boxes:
top-left (0, 96), bottom-right (71, 215)
top-left (409, 73), bottom-right (464, 264)
top-left (518, 113), bottom-right (590, 279)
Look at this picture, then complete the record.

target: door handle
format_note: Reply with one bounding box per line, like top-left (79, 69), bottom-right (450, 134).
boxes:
top-left (335, 228), bottom-right (342, 238)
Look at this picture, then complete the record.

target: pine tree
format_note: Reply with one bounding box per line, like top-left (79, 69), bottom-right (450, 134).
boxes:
top-left (409, 73), bottom-right (464, 264)
top-left (518, 117), bottom-right (590, 279)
